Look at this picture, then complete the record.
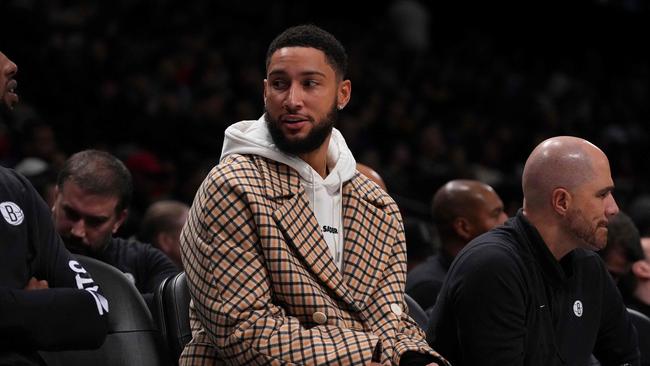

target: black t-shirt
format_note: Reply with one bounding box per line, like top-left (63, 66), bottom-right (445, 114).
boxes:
top-left (93, 236), bottom-right (178, 308)
top-left (0, 167), bottom-right (108, 363)
top-left (406, 252), bottom-right (453, 311)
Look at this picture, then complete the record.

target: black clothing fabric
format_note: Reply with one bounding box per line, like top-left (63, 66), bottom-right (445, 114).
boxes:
top-left (427, 210), bottom-right (640, 366)
top-left (406, 252), bottom-right (453, 311)
top-left (400, 351), bottom-right (439, 365)
top-left (93, 236), bottom-right (178, 307)
top-left (0, 167), bottom-right (108, 364)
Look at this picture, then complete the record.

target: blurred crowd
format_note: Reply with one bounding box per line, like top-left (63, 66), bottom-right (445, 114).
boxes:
top-left (1, 0), bottom-right (649, 241)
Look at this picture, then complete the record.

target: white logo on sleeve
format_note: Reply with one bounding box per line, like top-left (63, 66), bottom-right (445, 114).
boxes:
top-left (0, 201), bottom-right (24, 225)
top-left (573, 300), bottom-right (583, 317)
top-left (69, 260), bottom-right (109, 315)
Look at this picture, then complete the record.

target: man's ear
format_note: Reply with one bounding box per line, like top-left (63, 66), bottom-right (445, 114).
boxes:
top-left (155, 232), bottom-right (171, 252)
top-left (112, 209), bottom-right (128, 234)
top-left (551, 188), bottom-right (571, 216)
top-left (452, 217), bottom-right (473, 241)
top-left (52, 186), bottom-right (60, 211)
top-left (263, 79), bottom-right (268, 106)
top-left (632, 260), bottom-right (650, 280)
top-left (336, 79), bottom-right (351, 110)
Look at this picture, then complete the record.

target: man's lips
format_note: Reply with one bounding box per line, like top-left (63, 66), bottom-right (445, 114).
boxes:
top-left (281, 114), bottom-right (309, 123)
top-left (281, 115), bottom-right (309, 131)
top-left (5, 79), bottom-right (19, 107)
top-left (7, 79), bottom-right (17, 92)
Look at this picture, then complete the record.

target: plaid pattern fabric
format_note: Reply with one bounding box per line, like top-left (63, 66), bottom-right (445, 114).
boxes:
top-left (179, 154), bottom-right (447, 366)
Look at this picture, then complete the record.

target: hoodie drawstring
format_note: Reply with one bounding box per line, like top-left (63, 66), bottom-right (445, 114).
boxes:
top-left (335, 171), bottom-right (343, 270)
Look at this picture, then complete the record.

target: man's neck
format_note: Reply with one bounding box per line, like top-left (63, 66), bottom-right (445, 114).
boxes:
top-left (635, 281), bottom-right (650, 306)
top-left (298, 135), bottom-right (331, 178)
top-left (442, 238), bottom-right (466, 258)
top-left (523, 209), bottom-right (573, 260)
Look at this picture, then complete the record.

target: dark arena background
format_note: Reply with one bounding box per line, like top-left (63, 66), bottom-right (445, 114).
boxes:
top-left (1, 0), bottom-right (649, 241)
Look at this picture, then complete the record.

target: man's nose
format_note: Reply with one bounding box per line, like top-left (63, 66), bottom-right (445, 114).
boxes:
top-left (498, 212), bottom-right (508, 225)
top-left (605, 194), bottom-right (619, 217)
top-left (70, 219), bottom-right (86, 239)
top-left (283, 83), bottom-right (303, 110)
top-left (3, 59), bottom-right (17, 78)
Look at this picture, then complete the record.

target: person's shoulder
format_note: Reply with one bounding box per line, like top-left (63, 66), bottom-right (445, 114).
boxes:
top-left (572, 248), bottom-right (600, 261)
top-left (111, 236), bottom-right (157, 254)
top-left (198, 154), bottom-right (266, 193)
top-left (109, 237), bottom-right (175, 264)
top-left (408, 255), bottom-right (443, 279)
top-left (406, 256), bottom-right (445, 289)
top-left (349, 172), bottom-right (396, 210)
top-left (572, 248), bottom-right (607, 272)
top-left (464, 227), bottom-right (520, 254)
top-left (0, 166), bottom-right (38, 209)
top-left (209, 154), bottom-right (259, 179)
top-left (452, 230), bottom-right (524, 274)
top-left (0, 166), bottom-right (30, 192)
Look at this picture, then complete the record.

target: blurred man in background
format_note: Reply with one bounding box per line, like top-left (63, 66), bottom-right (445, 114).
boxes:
top-left (406, 179), bottom-right (507, 310)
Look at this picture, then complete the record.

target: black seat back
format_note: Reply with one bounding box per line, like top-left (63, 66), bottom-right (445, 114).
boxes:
top-left (628, 308), bottom-right (650, 365)
top-left (405, 292), bottom-right (429, 331)
top-left (155, 271), bottom-right (191, 365)
top-left (41, 255), bottom-right (170, 366)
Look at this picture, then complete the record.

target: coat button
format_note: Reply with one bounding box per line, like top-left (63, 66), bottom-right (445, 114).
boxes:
top-left (390, 303), bottom-right (402, 316)
top-left (313, 311), bottom-right (328, 324)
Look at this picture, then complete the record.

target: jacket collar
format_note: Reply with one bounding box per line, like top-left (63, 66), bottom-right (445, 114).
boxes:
top-left (264, 156), bottom-right (393, 311)
top-left (513, 209), bottom-right (573, 288)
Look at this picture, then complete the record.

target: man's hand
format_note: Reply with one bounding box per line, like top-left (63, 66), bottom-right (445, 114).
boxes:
top-left (25, 277), bottom-right (49, 290)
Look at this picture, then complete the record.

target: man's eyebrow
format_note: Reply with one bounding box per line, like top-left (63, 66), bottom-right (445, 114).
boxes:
top-left (268, 70), bottom-right (326, 77)
top-left (597, 185), bottom-right (615, 195)
top-left (62, 204), bottom-right (109, 221)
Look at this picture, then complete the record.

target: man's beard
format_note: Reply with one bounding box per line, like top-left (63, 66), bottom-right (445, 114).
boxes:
top-left (265, 103), bottom-right (338, 155)
top-left (566, 207), bottom-right (607, 251)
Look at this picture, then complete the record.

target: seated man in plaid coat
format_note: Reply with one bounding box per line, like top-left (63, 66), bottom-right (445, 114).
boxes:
top-left (180, 24), bottom-right (447, 366)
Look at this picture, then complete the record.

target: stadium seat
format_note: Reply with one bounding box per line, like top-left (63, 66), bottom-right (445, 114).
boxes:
top-left (40, 255), bottom-right (170, 366)
top-left (405, 293), bottom-right (429, 331)
top-left (154, 271), bottom-right (191, 365)
top-left (627, 308), bottom-right (650, 366)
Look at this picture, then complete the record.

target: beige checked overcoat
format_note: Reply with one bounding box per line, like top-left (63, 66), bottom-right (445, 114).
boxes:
top-left (179, 154), bottom-right (446, 365)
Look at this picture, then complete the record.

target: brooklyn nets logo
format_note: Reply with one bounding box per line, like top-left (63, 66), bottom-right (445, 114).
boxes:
top-left (573, 300), bottom-right (583, 317)
top-left (0, 201), bottom-right (24, 226)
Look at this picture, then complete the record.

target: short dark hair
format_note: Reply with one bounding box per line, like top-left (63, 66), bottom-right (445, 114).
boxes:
top-left (139, 200), bottom-right (188, 246)
top-left (266, 24), bottom-right (348, 79)
top-left (602, 211), bottom-right (644, 302)
top-left (57, 149), bottom-right (133, 213)
top-left (605, 212), bottom-right (644, 263)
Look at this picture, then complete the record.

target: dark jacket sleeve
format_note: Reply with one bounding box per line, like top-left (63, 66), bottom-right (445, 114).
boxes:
top-left (0, 170), bottom-right (108, 351)
top-left (592, 259), bottom-right (640, 365)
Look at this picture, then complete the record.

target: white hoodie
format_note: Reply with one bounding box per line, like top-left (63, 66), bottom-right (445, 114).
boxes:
top-left (220, 116), bottom-right (357, 270)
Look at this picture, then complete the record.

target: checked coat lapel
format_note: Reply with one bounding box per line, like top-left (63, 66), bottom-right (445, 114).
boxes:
top-left (268, 159), bottom-right (393, 312)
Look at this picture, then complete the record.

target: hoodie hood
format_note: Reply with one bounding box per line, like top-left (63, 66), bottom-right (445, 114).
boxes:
top-left (221, 115), bottom-right (356, 270)
top-left (221, 115), bottom-right (357, 189)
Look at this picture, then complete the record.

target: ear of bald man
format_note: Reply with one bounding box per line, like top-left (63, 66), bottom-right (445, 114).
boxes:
top-left (452, 217), bottom-right (474, 241)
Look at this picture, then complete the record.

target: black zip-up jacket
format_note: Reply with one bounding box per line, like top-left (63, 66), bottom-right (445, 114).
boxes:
top-left (427, 210), bottom-right (640, 366)
top-left (0, 167), bottom-right (108, 364)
